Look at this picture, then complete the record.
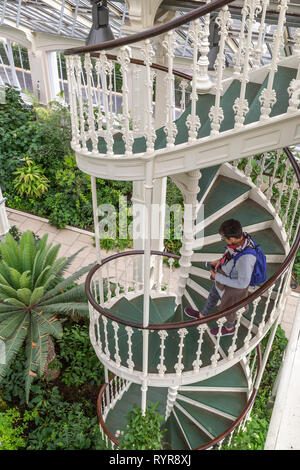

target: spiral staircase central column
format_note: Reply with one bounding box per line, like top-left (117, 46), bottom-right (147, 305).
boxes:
top-left (172, 170), bottom-right (201, 307)
top-left (165, 385), bottom-right (179, 421)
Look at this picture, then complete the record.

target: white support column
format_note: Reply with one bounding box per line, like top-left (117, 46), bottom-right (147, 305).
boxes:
top-left (47, 51), bottom-right (61, 101)
top-left (91, 176), bottom-right (104, 304)
top-left (172, 170), bottom-right (201, 306)
top-left (141, 160), bottom-right (154, 416)
top-left (28, 50), bottom-right (54, 104)
top-left (0, 187), bottom-right (10, 242)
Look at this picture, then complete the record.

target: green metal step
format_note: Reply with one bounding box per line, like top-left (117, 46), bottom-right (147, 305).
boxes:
top-left (152, 296), bottom-right (177, 323)
top-left (195, 228), bottom-right (285, 255)
top-left (178, 390), bottom-right (247, 418)
top-left (172, 406), bottom-right (210, 449)
top-left (175, 93), bottom-right (216, 146)
top-left (202, 175), bottom-right (251, 221)
top-left (92, 66), bottom-right (297, 156)
top-left (189, 275), bottom-right (214, 293)
top-left (245, 66), bottom-right (297, 124)
top-left (110, 296), bottom-right (143, 323)
top-left (198, 79), bottom-right (261, 138)
top-left (185, 285), bottom-right (207, 312)
top-left (243, 297), bottom-right (275, 328)
top-left (167, 412), bottom-right (190, 450)
top-left (197, 165), bottom-right (221, 203)
top-left (175, 400), bottom-right (233, 442)
top-left (182, 362), bottom-right (248, 389)
top-left (130, 295), bottom-right (164, 323)
top-left (203, 199), bottom-right (274, 237)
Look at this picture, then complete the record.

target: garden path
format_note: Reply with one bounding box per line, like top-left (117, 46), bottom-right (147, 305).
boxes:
top-left (6, 207), bottom-right (299, 339)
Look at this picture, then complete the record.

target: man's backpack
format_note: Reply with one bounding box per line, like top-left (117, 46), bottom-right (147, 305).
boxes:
top-left (229, 236), bottom-right (267, 287)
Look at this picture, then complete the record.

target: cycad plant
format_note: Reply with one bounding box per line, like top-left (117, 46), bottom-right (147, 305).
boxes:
top-left (0, 230), bottom-right (93, 401)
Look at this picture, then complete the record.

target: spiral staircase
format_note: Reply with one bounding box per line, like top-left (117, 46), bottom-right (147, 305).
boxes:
top-left (64, 0), bottom-right (300, 450)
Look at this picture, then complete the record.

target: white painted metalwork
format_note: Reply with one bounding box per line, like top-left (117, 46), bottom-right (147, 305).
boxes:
top-left (209, 6), bottom-right (232, 135)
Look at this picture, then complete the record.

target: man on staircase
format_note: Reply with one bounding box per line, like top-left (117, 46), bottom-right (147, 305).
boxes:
top-left (184, 219), bottom-right (265, 337)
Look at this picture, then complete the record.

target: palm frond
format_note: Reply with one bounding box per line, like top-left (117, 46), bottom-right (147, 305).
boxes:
top-left (0, 272), bottom-right (11, 287)
top-left (0, 310), bottom-right (24, 321)
top-left (32, 313), bottom-right (51, 376)
top-left (40, 302), bottom-right (89, 317)
top-left (34, 265), bottom-right (52, 288)
top-left (0, 302), bottom-right (23, 313)
top-left (24, 317), bottom-right (38, 402)
top-left (40, 262), bottom-right (95, 303)
top-left (0, 261), bottom-right (15, 288)
top-left (4, 298), bottom-right (27, 308)
top-left (8, 267), bottom-right (21, 290)
top-left (43, 244), bottom-right (61, 270)
top-left (30, 287), bottom-right (45, 306)
top-left (0, 311), bottom-right (27, 340)
top-left (0, 283), bottom-right (19, 299)
top-left (20, 230), bottom-right (35, 272)
top-left (0, 313), bottom-right (29, 381)
top-left (16, 288), bottom-right (32, 306)
top-left (33, 310), bottom-right (63, 340)
top-left (40, 283), bottom-right (86, 306)
top-left (19, 271), bottom-right (32, 289)
top-left (54, 248), bottom-right (87, 279)
top-left (0, 233), bottom-right (21, 271)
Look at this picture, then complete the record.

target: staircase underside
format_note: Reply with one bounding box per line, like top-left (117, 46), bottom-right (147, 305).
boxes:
top-left (104, 361), bottom-right (251, 450)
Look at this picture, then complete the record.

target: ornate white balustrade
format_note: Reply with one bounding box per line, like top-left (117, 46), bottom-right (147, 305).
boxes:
top-left (96, 342), bottom-right (263, 450)
top-left (231, 147), bottom-right (300, 244)
top-left (87, 249), bottom-right (294, 388)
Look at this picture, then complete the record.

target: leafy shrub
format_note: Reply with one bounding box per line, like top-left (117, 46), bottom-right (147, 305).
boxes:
top-left (55, 323), bottom-right (104, 387)
top-left (26, 386), bottom-right (105, 450)
top-left (13, 156), bottom-right (49, 198)
top-left (118, 402), bottom-right (165, 450)
top-left (0, 408), bottom-right (32, 450)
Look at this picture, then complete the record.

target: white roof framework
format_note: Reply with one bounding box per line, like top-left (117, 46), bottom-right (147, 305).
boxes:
top-left (0, 0), bottom-right (127, 40)
top-left (0, 0), bottom-right (299, 63)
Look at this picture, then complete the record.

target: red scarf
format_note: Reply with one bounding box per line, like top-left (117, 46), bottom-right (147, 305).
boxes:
top-left (220, 234), bottom-right (253, 265)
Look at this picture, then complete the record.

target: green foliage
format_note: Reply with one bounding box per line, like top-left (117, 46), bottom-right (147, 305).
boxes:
top-left (0, 347), bottom-right (29, 405)
top-left (54, 323), bottom-right (104, 387)
top-left (13, 156), bottom-right (49, 198)
top-left (118, 402), bottom-right (165, 450)
top-left (0, 230), bottom-right (93, 401)
top-left (26, 386), bottom-right (105, 450)
top-left (0, 407), bottom-right (33, 450)
top-left (0, 346), bottom-right (107, 450)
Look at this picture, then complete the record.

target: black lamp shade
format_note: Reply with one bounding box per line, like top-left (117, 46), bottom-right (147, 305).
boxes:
top-left (86, 1), bottom-right (115, 46)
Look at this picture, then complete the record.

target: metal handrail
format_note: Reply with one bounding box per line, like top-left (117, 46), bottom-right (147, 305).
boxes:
top-left (64, 0), bottom-right (235, 55)
top-left (86, 147), bottom-right (300, 331)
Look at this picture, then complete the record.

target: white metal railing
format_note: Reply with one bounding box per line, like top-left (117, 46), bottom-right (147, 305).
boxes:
top-left (65, 0), bottom-right (298, 159)
top-left (97, 375), bottom-right (130, 450)
top-left (87, 253), bottom-right (291, 384)
top-left (232, 147), bottom-right (300, 243)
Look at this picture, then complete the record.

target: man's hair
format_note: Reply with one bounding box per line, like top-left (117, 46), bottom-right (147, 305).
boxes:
top-left (219, 219), bottom-right (243, 239)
